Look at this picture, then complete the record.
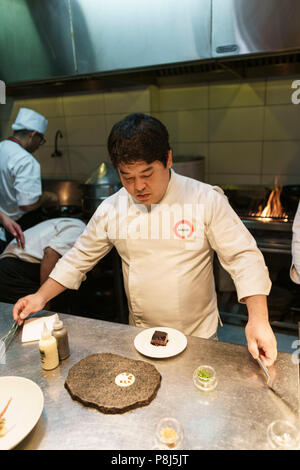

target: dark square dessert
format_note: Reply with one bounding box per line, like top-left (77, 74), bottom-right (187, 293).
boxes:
top-left (151, 330), bottom-right (168, 346)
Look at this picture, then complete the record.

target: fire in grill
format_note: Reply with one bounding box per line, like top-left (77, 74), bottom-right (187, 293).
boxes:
top-left (218, 183), bottom-right (300, 333)
top-left (223, 184), bottom-right (299, 222)
top-left (247, 186), bottom-right (289, 222)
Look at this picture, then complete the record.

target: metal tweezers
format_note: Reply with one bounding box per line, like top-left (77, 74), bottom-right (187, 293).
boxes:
top-left (257, 356), bottom-right (271, 384)
top-left (0, 322), bottom-right (19, 363)
top-left (257, 356), bottom-right (298, 416)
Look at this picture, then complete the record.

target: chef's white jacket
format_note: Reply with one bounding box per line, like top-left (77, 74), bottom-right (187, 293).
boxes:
top-left (0, 139), bottom-right (41, 220)
top-left (0, 218), bottom-right (86, 263)
top-left (50, 170), bottom-right (271, 338)
top-left (291, 201), bottom-right (300, 284)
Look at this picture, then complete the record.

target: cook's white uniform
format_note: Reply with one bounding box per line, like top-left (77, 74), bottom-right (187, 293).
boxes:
top-left (0, 139), bottom-right (41, 220)
top-left (50, 170), bottom-right (271, 338)
top-left (0, 218), bottom-right (86, 263)
top-left (291, 201), bottom-right (300, 284)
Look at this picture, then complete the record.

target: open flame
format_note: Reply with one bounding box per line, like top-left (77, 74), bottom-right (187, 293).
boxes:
top-left (250, 186), bottom-right (288, 222)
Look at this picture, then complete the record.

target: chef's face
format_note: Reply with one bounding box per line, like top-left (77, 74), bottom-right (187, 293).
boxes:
top-left (25, 131), bottom-right (46, 153)
top-left (118, 150), bottom-right (173, 206)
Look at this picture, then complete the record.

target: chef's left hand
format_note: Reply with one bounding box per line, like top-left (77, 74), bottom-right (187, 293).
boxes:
top-left (245, 318), bottom-right (277, 367)
top-left (0, 212), bottom-right (25, 248)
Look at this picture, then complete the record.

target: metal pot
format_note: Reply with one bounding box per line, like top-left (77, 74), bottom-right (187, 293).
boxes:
top-left (81, 162), bottom-right (121, 217)
top-left (42, 179), bottom-right (83, 217)
top-left (81, 182), bottom-right (121, 216)
top-left (172, 156), bottom-right (205, 181)
top-left (42, 179), bottom-right (83, 207)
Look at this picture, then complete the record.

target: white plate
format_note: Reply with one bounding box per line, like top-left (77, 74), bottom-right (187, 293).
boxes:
top-left (134, 327), bottom-right (187, 358)
top-left (0, 376), bottom-right (44, 450)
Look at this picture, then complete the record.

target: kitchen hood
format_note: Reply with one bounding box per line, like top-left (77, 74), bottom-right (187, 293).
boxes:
top-left (2, 0), bottom-right (300, 98)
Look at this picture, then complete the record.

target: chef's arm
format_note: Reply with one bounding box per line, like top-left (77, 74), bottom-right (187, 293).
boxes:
top-left (205, 188), bottom-right (277, 366)
top-left (12, 278), bottom-right (66, 326)
top-left (13, 202), bottom-right (112, 325)
top-left (243, 294), bottom-right (277, 367)
top-left (40, 247), bottom-right (61, 285)
top-left (39, 247), bottom-right (62, 310)
top-left (20, 191), bottom-right (59, 212)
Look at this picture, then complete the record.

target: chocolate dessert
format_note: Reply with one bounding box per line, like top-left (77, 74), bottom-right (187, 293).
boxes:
top-left (151, 330), bottom-right (168, 346)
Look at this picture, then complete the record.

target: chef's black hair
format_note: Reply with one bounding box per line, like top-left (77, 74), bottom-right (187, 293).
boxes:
top-left (107, 113), bottom-right (171, 168)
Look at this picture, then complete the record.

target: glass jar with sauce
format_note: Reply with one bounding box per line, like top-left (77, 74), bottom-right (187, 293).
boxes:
top-left (267, 420), bottom-right (300, 449)
top-left (154, 417), bottom-right (184, 449)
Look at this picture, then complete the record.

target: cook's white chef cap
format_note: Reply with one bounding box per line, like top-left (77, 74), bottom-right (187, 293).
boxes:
top-left (12, 107), bottom-right (48, 134)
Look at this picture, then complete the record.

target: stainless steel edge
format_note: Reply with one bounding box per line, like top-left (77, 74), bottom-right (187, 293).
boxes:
top-left (0, 302), bottom-right (298, 450)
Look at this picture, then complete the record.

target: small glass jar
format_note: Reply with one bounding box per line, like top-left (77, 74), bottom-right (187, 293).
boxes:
top-left (193, 365), bottom-right (217, 392)
top-left (267, 420), bottom-right (300, 450)
top-left (155, 417), bottom-right (184, 449)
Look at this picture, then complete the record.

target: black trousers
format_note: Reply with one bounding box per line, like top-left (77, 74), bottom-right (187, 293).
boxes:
top-left (0, 257), bottom-right (72, 311)
top-left (0, 257), bottom-right (40, 304)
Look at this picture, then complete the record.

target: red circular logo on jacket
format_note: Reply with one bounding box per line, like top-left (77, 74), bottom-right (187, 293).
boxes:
top-left (173, 219), bottom-right (194, 239)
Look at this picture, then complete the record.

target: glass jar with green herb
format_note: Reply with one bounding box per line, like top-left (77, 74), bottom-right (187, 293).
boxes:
top-left (193, 365), bottom-right (217, 391)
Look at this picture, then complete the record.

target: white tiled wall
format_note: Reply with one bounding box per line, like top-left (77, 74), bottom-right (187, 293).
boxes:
top-left (154, 78), bottom-right (300, 185)
top-left (0, 78), bottom-right (300, 185)
top-left (0, 88), bottom-right (151, 181)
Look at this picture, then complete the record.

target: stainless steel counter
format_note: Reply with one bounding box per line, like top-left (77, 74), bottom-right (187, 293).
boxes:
top-left (0, 302), bottom-right (299, 450)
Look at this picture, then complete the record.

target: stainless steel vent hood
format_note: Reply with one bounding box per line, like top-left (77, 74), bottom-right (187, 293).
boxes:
top-left (212, 0), bottom-right (300, 58)
top-left (2, 0), bottom-right (300, 98)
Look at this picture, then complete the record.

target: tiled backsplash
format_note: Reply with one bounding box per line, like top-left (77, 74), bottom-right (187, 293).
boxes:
top-left (153, 78), bottom-right (300, 186)
top-left (0, 77), bottom-right (300, 185)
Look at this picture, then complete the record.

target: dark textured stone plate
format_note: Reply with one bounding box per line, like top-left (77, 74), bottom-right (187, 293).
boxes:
top-left (65, 353), bottom-right (161, 414)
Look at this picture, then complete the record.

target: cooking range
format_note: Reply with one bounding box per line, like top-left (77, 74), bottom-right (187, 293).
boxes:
top-left (215, 184), bottom-right (300, 333)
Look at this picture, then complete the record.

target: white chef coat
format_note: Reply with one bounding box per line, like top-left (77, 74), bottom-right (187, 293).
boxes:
top-left (290, 201), bottom-right (300, 284)
top-left (50, 170), bottom-right (271, 338)
top-left (0, 218), bottom-right (86, 263)
top-left (0, 139), bottom-right (42, 220)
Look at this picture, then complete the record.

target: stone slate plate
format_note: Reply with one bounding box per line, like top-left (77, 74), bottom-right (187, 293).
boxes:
top-left (65, 353), bottom-right (161, 414)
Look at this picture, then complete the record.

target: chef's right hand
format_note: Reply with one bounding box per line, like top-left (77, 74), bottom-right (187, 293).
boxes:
top-left (13, 293), bottom-right (46, 325)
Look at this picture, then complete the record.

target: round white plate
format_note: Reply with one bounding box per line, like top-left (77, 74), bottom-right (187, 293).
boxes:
top-left (0, 376), bottom-right (44, 450)
top-left (134, 327), bottom-right (187, 358)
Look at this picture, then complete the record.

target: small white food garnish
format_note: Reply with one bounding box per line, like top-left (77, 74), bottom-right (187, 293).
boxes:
top-left (115, 372), bottom-right (135, 388)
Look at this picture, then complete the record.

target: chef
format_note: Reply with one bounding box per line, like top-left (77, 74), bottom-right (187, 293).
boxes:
top-left (0, 107), bottom-right (57, 246)
top-left (290, 200), bottom-right (300, 284)
top-left (13, 113), bottom-right (277, 366)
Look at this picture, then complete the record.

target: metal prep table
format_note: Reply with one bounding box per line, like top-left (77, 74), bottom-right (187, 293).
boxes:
top-left (0, 302), bottom-right (299, 450)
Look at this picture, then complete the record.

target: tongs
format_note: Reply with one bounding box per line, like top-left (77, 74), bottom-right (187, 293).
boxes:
top-left (0, 322), bottom-right (19, 363)
top-left (257, 356), bottom-right (297, 416)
